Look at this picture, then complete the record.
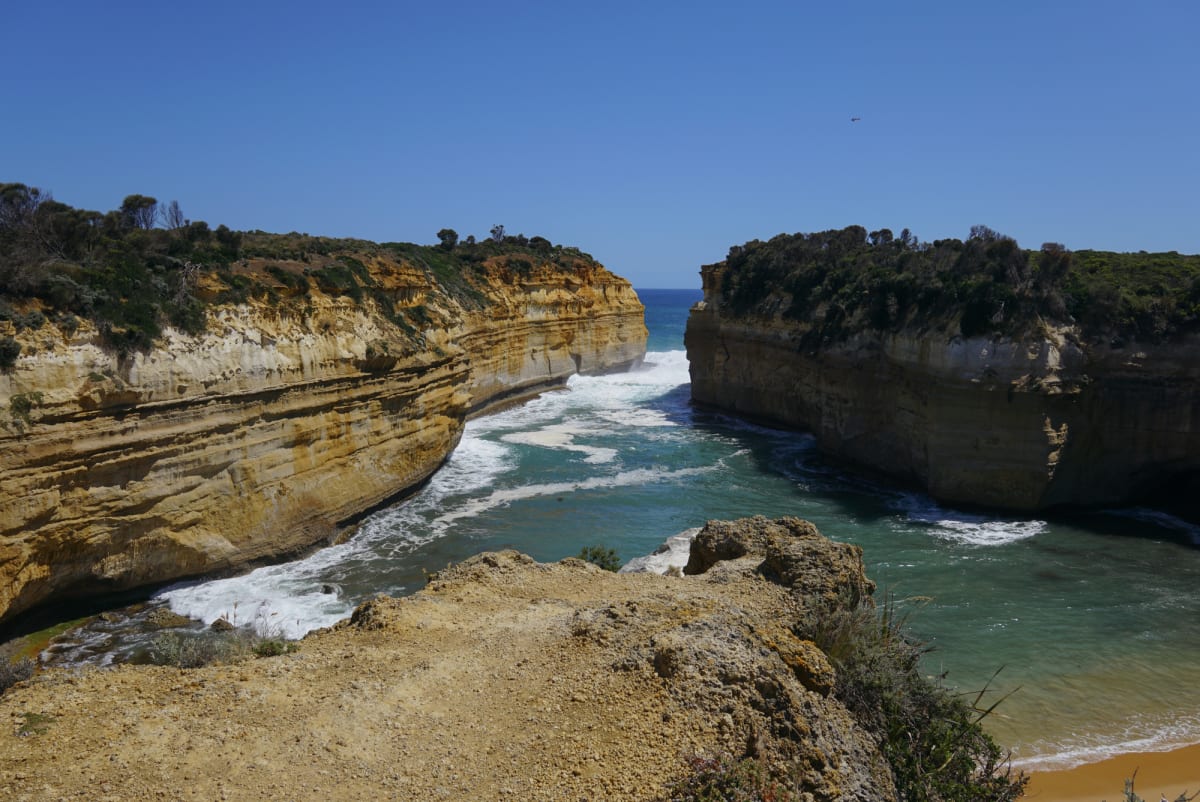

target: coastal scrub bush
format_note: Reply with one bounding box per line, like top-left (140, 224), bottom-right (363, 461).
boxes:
top-left (714, 225), bottom-right (1200, 344)
top-left (0, 657), bottom-right (35, 696)
top-left (0, 335), bottom-right (19, 368)
top-left (147, 629), bottom-right (297, 668)
top-left (797, 595), bottom-right (1027, 802)
top-left (577, 545), bottom-right (622, 572)
top-left (666, 754), bottom-right (798, 802)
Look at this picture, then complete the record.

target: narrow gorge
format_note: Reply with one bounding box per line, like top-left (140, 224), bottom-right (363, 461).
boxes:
top-left (0, 243), bottom-right (646, 626)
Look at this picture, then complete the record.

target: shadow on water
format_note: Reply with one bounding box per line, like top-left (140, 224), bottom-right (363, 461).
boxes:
top-left (643, 384), bottom-right (1200, 553)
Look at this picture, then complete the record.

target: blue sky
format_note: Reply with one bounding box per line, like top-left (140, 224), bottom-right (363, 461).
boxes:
top-left (4, 1), bottom-right (1198, 288)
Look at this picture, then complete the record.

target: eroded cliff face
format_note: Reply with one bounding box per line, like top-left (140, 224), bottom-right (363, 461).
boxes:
top-left (687, 264), bottom-right (1200, 511)
top-left (0, 256), bottom-right (645, 624)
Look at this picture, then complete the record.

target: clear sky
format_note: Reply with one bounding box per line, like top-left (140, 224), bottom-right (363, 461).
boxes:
top-left (5, 1), bottom-right (1198, 288)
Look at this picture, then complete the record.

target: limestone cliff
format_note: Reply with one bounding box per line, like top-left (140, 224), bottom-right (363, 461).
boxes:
top-left (0, 518), bottom-right (906, 801)
top-left (687, 263), bottom-right (1200, 512)
top-left (0, 252), bottom-right (645, 625)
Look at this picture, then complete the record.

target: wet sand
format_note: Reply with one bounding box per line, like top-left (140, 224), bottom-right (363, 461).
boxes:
top-left (1024, 744), bottom-right (1200, 801)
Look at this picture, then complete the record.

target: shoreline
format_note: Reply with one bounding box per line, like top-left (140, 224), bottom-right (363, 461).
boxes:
top-left (1024, 743), bottom-right (1200, 801)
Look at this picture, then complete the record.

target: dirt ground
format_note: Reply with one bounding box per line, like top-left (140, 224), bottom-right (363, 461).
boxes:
top-left (0, 555), bottom-right (779, 801)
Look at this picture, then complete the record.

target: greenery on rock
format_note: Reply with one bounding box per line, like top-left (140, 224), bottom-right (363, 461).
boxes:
top-left (796, 595), bottom-right (1027, 802)
top-left (0, 182), bottom-right (600, 357)
top-left (577, 544), bottom-right (622, 572)
top-left (146, 628), bottom-right (298, 668)
top-left (715, 225), bottom-right (1200, 344)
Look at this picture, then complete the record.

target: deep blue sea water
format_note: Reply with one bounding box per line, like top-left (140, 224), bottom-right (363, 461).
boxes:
top-left (49, 288), bottom-right (1200, 770)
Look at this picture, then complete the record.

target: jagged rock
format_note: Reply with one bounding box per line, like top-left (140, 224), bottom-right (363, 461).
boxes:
top-left (209, 617), bottom-right (235, 632)
top-left (686, 516), bottom-right (874, 608)
top-left (143, 607), bottom-right (193, 630)
top-left (0, 516), bottom-right (899, 801)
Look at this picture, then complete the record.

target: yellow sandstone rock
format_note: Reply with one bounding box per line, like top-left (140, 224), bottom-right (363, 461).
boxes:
top-left (0, 255), bottom-right (646, 624)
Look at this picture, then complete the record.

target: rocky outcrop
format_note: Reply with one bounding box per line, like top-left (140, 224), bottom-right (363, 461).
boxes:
top-left (686, 264), bottom-right (1200, 511)
top-left (0, 518), bottom-right (902, 801)
top-left (0, 256), bottom-right (645, 625)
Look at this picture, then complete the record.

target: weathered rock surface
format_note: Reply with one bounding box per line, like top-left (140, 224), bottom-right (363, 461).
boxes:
top-left (0, 257), bottom-right (645, 624)
top-left (0, 517), bottom-right (898, 801)
top-left (686, 264), bottom-right (1200, 511)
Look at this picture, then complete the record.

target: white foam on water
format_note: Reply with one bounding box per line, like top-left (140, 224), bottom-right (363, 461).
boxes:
top-left (566, 350), bottom-right (691, 406)
top-left (891, 494), bottom-right (1046, 546)
top-left (155, 353), bottom-right (700, 638)
top-left (501, 423), bottom-right (618, 464)
top-left (620, 528), bottom-right (700, 574)
top-left (434, 464), bottom-right (719, 529)
top-left (595, 408), bottom-right (676, 428)
top-left (158, 548), bottom-right (357, 639)
top-left (1010, 710), bottom-right (1200, 772)
top-left (160, 431), bottom-right (521, 634)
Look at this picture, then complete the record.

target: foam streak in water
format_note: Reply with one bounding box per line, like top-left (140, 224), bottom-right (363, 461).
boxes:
top-left (890, 493), bottom-right (1046, 545)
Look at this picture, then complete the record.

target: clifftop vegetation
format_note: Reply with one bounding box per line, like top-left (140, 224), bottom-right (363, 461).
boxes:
top-left (714, 225), bottom-right (1200, 345)
top-left (0, 183), bottom-right (598, 364)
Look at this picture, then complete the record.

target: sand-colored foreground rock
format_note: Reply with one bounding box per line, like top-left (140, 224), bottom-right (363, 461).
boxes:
top-left (0, 517), bottom-right (896, 802)
top-left (0, 258), bottom-right (645, 625)
top-left (686, 264), bottom-right (1200, 511)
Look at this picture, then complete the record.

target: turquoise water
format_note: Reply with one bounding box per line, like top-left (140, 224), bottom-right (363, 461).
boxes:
top-left (60, 289), bottom-right (1200, 770)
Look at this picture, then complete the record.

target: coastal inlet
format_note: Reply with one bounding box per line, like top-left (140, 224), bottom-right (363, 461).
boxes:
top-left (34, 289), bottom-right (1200, 772)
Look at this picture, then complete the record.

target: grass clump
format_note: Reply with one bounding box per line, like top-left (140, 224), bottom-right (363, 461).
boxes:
top-left (577, 545), bottom-right (622, 572)
top-left (797, 594), bottom-right (1027, 802)
top-left (147, 628), bottom-right (297, 668)
top-left (15, 711), bottom-right (53, 737)
top-left (0, 657), bottom-right (36, 696)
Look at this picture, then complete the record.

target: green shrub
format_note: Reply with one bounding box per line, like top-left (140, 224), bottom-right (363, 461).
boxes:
top-left (577, 545), bottom-right (622, 572)
top-left (9, 391), bottom-right (43, 424)
top-left (252, 639), bottom-right (298, 658)
top-left (0, 336), bottom-right (19, 368)
top-left (714, 225), bottom-right (1200, 344)
top-left (147, 628), bottom-right (298, 668)
top-left (797, 595), bottom-right (1026, 802)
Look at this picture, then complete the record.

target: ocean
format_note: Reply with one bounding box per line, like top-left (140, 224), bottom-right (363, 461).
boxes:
top-left (45, 288), bottom-right (1200, 771)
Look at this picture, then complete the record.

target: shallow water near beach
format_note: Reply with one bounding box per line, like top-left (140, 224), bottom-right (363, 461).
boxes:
top-left (46, 288), bottom-right (1200, 771)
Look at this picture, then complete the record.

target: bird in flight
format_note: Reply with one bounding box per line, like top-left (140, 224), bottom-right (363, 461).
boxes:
top-left (850, 116), bottom-right (862, 122)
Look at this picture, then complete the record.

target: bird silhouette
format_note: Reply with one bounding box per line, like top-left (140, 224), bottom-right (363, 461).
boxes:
top-left (850, 116), bottom-right (862, 122)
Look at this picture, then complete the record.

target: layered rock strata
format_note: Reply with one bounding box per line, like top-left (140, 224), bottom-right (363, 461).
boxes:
top-left (0, 517), bottom-right (900, 801)
top-left (0, 258), bottom-right (645, 624)
top-left (687, 264), bottom-right (1200, 511)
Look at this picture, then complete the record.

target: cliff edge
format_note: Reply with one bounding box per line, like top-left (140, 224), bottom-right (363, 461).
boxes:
top-left (0, 238), bottom-right (645, 625)
top-left (686, 227), bottom-right (1200, 513)
top-left (0, 518), bottom-right (1022, 801)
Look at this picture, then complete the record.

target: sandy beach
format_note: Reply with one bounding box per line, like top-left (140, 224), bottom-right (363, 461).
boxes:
top-left (1024, 744), bottom-right (1200, 802)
